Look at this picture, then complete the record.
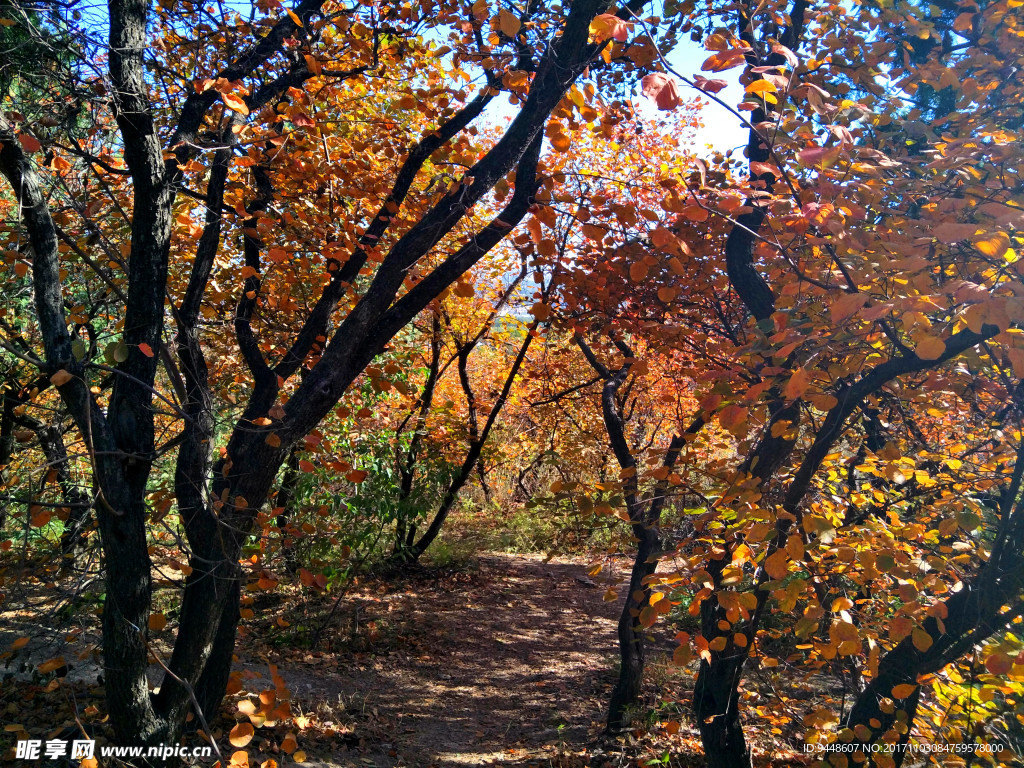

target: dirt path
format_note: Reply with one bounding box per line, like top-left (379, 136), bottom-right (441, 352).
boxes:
top-left (244, 553), bottom-right (631, 768)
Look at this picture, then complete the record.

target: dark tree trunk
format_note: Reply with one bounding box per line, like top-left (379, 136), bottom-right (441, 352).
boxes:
top-left (607, 518), bottom-right (660, 732)
top-left (694, 653), bottom-right (750, 768)
top-left (274, 447), bottom-right (302, 574)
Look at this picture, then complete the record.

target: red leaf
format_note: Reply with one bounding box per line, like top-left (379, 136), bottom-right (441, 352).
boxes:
top-left (17, 132), bottom-right (41, 153)
top-left (641, 73), bottom-right (683, 111)
top-left (693, 75), bottom-right (728, 94)
top-left (138, 342), bottom-right (154, 357)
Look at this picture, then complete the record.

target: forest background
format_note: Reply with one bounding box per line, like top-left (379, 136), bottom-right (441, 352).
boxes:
top-left (1, 0), bottom-right (1023, 765)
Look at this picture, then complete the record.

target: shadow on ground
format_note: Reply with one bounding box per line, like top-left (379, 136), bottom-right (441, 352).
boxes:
top-left (243, 554), bottom-right (639, 768)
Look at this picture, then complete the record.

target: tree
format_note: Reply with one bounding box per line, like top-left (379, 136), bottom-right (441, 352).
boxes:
top-left (0, 0), bottom-right (670, 748)
top-left (626, 0), bottom-right (1024, 761)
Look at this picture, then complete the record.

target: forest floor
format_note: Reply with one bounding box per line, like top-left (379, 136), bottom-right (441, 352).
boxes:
top-left (235, 552), bottom-right (692, 768)
top-left (1, 550), bottom-right (802, 767)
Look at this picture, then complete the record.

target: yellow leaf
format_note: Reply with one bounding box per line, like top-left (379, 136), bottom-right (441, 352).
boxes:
top-left (285, 7), bottom-right (303, 26)
top-left (915, 335), bottom-right (945, 361)
top-left (973, 231), bottom-right (1010, 259)
top-left (229, 721), bottom-right (255, 748)
top-left (912, 628), bottom-right (933, 652)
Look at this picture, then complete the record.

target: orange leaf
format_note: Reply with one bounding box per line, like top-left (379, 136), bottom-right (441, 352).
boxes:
top-left (891, 683), bottom-right (917, 699)
top-left (138, 342), bottom-right (154, 357)
top-left (229, 721), bottom-right (255, 748)
top-left (745, 79), bottom-right (777, 94)
top-left (985, 651), bottom-right (1013, 675)
top-left (783, 368), bottom-right (811, 401)
top-left (915, 335), bottom-right (945, 361)
top-left (148, 613), bottom-right (167, 631)
top-left (764, 550), bottom-right (789, 580)
top-left (11, 637), bottom-right (29, 650)
top-left (221, 92), bottom-right (250, 115)
top-left (281, 733), bottom-right (298, 755)
top-left (49, 369), bottom-right (73, 387)
top-left (38, 657), bottom-right (66, 675)
top-left (345, 469), bottom-right (368, 483)
top-left (629, 261), bottom-right (649, 282)
top-left (972, 231), bottom-right (1010, 259)
top-left (701, 48), bottom-right (747, 72)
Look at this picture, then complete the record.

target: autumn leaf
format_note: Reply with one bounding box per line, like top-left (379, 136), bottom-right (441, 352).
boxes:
top-left (148, 613), bottom-right (167, 631)
top-left (914, 335), bottom-right (945, 361)
top-left (345, 469), bottom-right (368, 483)
top-left (911, 628), bottom-right (933, 652)
top-left (693, 75), bottom-right (728, 94)
top-left (783, 368), bottom-right (811, 401)
top-left (281, 733), bottom-right (298, 754)
top-left (221, 92), bottom-right (250, 115)
top-left (764, 550), bottom-right (789, 580)
top-left (830, 292), bottom-right (868, 323)
top-left (589, 13), bottom-right (632, 42)
top-left (498, 8), bottom-right (520, 37)
top-left (49, 369), bottom-right (73, 386)
top-left (984, 651), bottom-right (1013, 675)
top-left (37, 657), bottom-right (66, 675)
top-left (797, 145), bottom-right (840, 167)
top-left (701, 48), bottom-right (748, 72)
top-left (891, 684), bottom-right (917, 699)
top-left (972, 231), bottom-right (1010, 258)
top-left (629, 261), bottom-right (649, 282)
top-left (138, 342), bottom-right (154, 357)
top-left (17, 132), bottom-right (41, 153)
top-left (640, 73), bottom-right (683, 111)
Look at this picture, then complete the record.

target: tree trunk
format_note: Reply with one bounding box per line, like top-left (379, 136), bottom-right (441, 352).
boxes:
top-left (606, 518), bottom-right (660, 732)
top-left (694, 652), bottom-right (750, 768)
